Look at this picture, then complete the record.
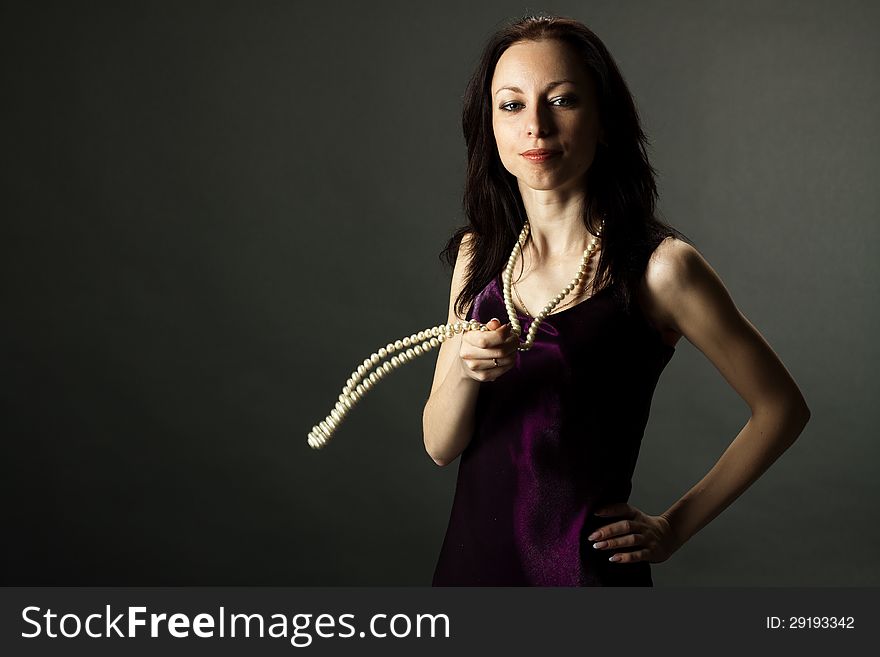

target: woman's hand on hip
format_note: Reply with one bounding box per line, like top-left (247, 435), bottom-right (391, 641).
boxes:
top-left (587, 502), bottom-right (682, 564)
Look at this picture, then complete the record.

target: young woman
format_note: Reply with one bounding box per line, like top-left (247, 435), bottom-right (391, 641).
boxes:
top-left (423, 15), bottom-right (810, 586)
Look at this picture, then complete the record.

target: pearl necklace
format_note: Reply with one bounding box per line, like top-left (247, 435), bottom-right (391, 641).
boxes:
top-left (502, 219), bottom-right (604, 350)
top-left (512, 245), bottom-right (584, 317)
top-left (307, 219), bottom-right (604, 449)
top-left (515, 281), bottom-right (579, 316)
top-left (512, 240), bottom-right (582, 316)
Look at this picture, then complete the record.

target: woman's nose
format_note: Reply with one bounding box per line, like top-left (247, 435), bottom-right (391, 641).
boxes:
top-left (525, 104), bottom-right (552, 137)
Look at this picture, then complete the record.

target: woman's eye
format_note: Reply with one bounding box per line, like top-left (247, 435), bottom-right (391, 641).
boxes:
top-left (500, 101), bottom-right (523, 112)
top-left (552, 96), bottom-right (575, 107)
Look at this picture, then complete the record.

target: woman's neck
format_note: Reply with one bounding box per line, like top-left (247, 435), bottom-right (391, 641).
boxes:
top-left (518, 184), bottom-right (594, 262)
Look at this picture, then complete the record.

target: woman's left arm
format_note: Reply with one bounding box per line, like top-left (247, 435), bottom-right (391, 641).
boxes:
top-left (589, 238), bottom-right (811, 562)
top-left (649, 238), bottom-right (811, 551)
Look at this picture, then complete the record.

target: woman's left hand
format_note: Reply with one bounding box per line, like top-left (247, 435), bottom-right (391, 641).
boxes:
top-left (587, 502), bottom-right (682, 564)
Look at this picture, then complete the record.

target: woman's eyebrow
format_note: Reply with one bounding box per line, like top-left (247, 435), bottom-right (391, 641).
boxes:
top-left (493, 79), bottom-right (576, 96)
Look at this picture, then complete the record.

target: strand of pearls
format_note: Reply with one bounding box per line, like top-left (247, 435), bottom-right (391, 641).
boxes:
top-left (502, 219), bottom-right (604, 351)
top-left (307, 218), bottom-right (604, 449)
top-left (307, 320), bottom-right (490, 449)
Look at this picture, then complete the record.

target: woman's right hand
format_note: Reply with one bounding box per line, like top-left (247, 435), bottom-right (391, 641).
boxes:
top-left (457, 317), bottom-right (519, 382)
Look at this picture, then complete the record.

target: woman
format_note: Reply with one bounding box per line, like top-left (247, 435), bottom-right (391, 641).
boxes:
top-left (423, 15), bottom-right (810, 586)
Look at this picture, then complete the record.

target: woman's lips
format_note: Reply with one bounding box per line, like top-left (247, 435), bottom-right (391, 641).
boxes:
top-left (520, 150), bottom-right (560, 162)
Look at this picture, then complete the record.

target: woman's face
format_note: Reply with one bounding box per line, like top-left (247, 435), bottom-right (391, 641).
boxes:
top-left (491, 39), bottom-right (603, 195)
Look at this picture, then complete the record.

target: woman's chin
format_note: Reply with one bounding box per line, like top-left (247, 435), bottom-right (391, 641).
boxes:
top-left (518, 172), bottom-right (582, 194)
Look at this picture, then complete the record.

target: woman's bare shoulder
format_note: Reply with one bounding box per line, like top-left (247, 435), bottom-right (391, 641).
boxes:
top-left (640, 236), bottom-right (747, 346)
top-left (638, 236), bottom-right (703, 346)
top-left (645, 236), bottom-right (700, 289)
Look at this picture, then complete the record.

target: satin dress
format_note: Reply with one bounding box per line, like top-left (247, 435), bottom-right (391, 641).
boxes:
top-left (432, 273), bottom-right (675, 586)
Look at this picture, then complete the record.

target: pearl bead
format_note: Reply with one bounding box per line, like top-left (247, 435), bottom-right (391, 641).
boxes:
top-left (394, 340), bottom-right (403, 350)
top-left (402, 337), bottom-right (411, 347)
top-left (378, 347), bottom-right (387, 358)
top-left (391, 356), bottom-right (400, 367)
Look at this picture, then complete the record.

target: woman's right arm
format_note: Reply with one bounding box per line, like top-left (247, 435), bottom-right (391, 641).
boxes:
top-left (423, 234), bottom-right (517, 465)
top-left (422, 233), bottom-right (482, 466)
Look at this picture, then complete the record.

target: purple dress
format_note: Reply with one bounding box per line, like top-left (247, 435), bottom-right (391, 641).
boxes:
top-left (432, 273), bottom-right (675, 586)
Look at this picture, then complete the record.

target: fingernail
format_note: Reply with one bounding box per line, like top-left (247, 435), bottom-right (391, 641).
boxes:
top-left (490, 317), bottom-right (499, 323)
top-left (587, 532), bottom-right (600, 541)
top-left (592, 541), bottom-right (606, 549)
top-left (609, 555), bottom-right (620, 562)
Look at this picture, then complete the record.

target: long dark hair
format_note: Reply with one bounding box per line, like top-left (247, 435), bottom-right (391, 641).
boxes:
top-left (440, 13), bottom-right (691, 319)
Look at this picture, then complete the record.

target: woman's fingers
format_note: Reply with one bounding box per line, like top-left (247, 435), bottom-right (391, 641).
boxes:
top-left (461, 345), bottom-right (514, 360)
top-left (459, 353), bottom-right (516, 382)
top-left (588, 518), bottom-right (637, 541)
top-left (608, 549), bottom-right (651, 564)
top-left (586, 509), bottom-right (681, 564)
top-left (457, 320), bottom-right (520, 382)
top-left (461, 329), bottom-right (517, 360)
top-left (591, 532), bottom-right (644, 550)
top-left (458, 347), bottom-right (508, 368)
top-left (462, 354), bottom-right (515, 372)
top-left (482, 355), bottom-right (515, 369)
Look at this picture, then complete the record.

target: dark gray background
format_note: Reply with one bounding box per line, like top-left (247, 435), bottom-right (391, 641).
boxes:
top-left (2, 0), bottom-right (877, 585)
